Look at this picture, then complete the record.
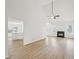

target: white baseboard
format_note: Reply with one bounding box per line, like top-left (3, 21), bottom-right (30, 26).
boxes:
top-left (24, 37), bottom-right (46, 45)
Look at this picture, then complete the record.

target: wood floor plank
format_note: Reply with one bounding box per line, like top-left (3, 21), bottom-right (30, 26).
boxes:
top-left (8, 37), bottom-right (74, 59)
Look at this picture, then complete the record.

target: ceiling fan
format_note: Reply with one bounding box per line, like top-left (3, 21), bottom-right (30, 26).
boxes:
top-left (49, 0), bottom-right (60, 19)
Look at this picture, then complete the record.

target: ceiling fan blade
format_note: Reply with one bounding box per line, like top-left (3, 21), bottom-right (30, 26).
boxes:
top-left (54, 15), bottom-right (60, 19)
top-left (55, 15), bottom-right (60, 17)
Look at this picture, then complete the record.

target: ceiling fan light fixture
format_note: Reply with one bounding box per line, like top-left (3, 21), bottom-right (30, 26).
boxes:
top-left (51, 16), bottom-right (54, 19)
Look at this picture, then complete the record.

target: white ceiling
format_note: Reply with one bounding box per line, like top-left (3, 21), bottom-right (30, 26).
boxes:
top-left (7, 0), bottom-right (73, 22)
top-left (7, 0), bottom-right (54, 21)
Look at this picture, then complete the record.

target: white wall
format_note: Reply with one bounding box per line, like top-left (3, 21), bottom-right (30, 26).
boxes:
top-left (5, 22), bottom-right (9, 58)
top-left (44, 0), bottom-right (74, 38)
top-left (7, 0), bottom-right (49, 44)
top-left (5, 32), bottom-right (9, 58)
top-left (23, 0), bottom-right (48, 44)
top-left (8, 0), bottom-right (74, 46)
top-left (46, 20), bottom-right (74, 38)
top-left (5, 0), bottom-right (9, 58)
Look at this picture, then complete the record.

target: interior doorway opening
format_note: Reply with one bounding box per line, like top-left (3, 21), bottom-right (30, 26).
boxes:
top-left (8, 18), bottom-right (24, 55)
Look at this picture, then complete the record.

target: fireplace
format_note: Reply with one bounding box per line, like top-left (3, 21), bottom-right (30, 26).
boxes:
top-left (57, 31), bottom-right (64, 38)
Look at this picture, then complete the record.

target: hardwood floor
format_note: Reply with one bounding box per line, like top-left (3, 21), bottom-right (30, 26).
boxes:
top-left (8, 37), bottom-right (74, 59)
